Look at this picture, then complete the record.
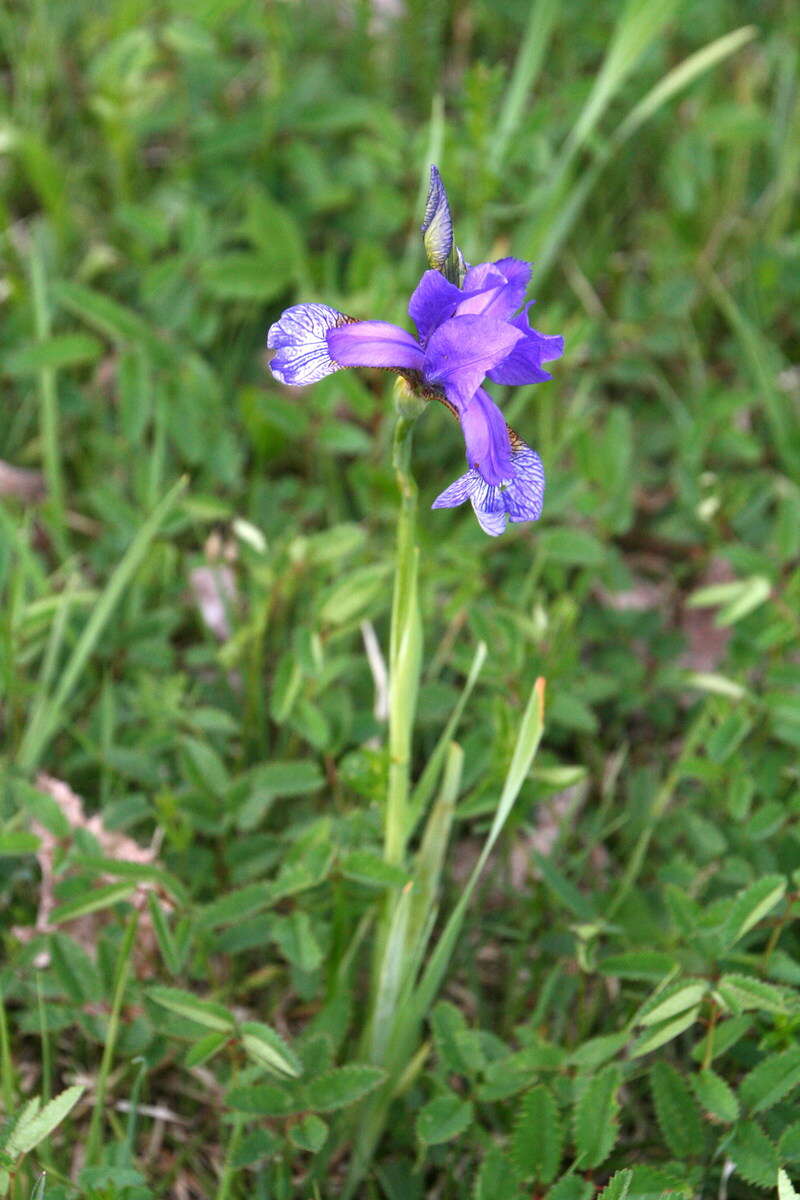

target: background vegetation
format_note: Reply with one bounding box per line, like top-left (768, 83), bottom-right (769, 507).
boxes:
top-left (1, 0), bottom-right (800, 1196)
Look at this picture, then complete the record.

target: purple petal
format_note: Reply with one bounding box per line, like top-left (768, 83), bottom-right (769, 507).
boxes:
top-left (487, 305), bottom-right (564, 386)
top-left (421, 165), bottom-right (453, 271)
top-left (458, 258), bottom-right (532, 320)
top-left (327, 321), bottom-right (424, 371)
top-left (408, 270), bottom-right (463, 343)
top-left (267, 303), bottom-right (350, 387)
top-left (534, 330), bottom-right (565, 364)
top-left (431, 432), bottom-right (545, 536)
top-left (423, 315), bottom-right (523, 410)
top-left (503, 441), bottom-right (546, 522)
top-left (461, 263), bottom-right (507, 293)
top-left (461, 387), bottom-right (513, 486)
top-left (492, 257), bottom-right (532, 301)
top-left (471, 500), bottom-right (508, 537)
top-left (431, 467), bottom-right (508, 536)
top-left (431, 471), bottom-right (473, 509)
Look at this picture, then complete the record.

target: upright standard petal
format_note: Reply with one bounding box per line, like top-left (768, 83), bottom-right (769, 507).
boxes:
top-left (421, 165), bottom-right (453, 272)
top-left (408, 270), bottom-right (463, 344)
top-left (457, 258), bottom-right (532, 320)
top-left (327, 321), bottom-right (424, 371)
top-left (267, 303), bottom-right (351, 387)
top-left (423, 314), bottom-right (523, 410)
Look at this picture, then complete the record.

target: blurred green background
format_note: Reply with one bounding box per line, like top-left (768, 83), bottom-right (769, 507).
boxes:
top-left (2, 0), bottom-right (800, 1196)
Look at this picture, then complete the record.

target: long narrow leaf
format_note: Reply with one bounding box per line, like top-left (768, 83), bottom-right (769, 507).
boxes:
top-left (531, 24), bottom-right (757, 282)
top-left (18, 476), bottom-right (187, 771)
top-left (411, 677), bottom-right (546, 1020)
top-left (406, 641), bottom-right (485, 838)
top-left (490, 0), bottom-right (559, 169)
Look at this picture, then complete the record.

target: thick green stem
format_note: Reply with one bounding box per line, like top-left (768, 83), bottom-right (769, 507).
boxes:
top-left (384, 414), bottom-right (421, 867)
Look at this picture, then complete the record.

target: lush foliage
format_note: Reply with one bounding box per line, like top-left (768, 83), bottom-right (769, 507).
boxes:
top-left (1, 0), bottom-right (800, 1197)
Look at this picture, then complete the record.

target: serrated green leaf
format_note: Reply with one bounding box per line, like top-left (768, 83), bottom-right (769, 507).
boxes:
top-left (573, 1066), bottom-right (620, 1168)
top-left (78, 1167), bottom-right (147, 1192)
top-left (431, 1002), bottom-right (471, 1075)
top-left (288, 1114), bottom-right (328, 1154)
top-left (416, 1092), bottom-right (473, 1145)
top-left (267, 842), bottom-right (333, 903)
top-left (184, 1030), bottom-right (229, 1068)
top-left (779, 1169), bottom-right (800, 1200)
top-left (226, 1082), bottom-right (303, 1116)
top-left (781, 1121), bottom-right (800, 1162)
top-left (297, 1032), bottom-right (334, 1078)
top-left (650, 1062), bottom-right (706, 1158)
top-left (630, 1004), bottom-right (701, 1057)
top-left (545, 1176), bottom-right (594, 1200)
top-left (690, 1069), bottom-right (739, 1123)
top-left (597, 1170), bottom-right (633, 1200)
top-left (722, 875), bottom-right (786, 947)
top-left (50, 882), bottom-right (136, 924)
top-left (240, 1021), bottom-right (301, 1078)
top-left (3, 1097), bottom-right (39, 1156)
top-left (740, 1047), bottom-right (800, 1114)
top-left (717, 974), bottom-right (793, 1015)
top-left (474, 1145), bottom-right (523, 1200)
top-left (179, 734), bottom-right (229, 798)
top-left (305, 1065), bottom-right (385, 1113)
top-left (231, 1128), bottom-right (280, 1168)
top-left (7, 1086), bottom-right (83, 1156)
top-left (598, 952), bottom-right (678, 981)
top-left (729, 1120), bottom-right (778, 1189)
top-left (272, 911), bottom-right (322, 973)
top-left (147, 985), bottom-right (234, 1032)
top-left (511, 1084), bottom-right (564, 1184)
top-left (478, 1042), bottom-right (564, 1102)
top-left (639, 980), bottom-right (707, 1026)
top-left (198, 884), bottom-right (272, 929)
top-left (625, 1162), bottom-right (694, 1198)
top-left (691, 1014), bottom-right (752, 1063)
top-left (567, 1031), bottom-right (629, 1069)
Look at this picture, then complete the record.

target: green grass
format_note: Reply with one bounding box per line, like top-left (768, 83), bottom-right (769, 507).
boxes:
top-left (2, 1), bottom-right (800, 1197)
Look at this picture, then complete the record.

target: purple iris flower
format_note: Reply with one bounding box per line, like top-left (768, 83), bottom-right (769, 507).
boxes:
top-left (266, 166), bottom-right (563, 536)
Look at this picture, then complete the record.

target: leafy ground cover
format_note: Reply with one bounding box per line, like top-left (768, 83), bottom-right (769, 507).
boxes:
top-left (2, 0), bottom-right (800, 1196)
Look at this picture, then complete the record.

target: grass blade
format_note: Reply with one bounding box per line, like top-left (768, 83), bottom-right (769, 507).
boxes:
top-left (29, 229), bottom-right (66, 556)
top-left (490, 0), bottom-right (559, 170)
top-left (84, 911), bottom-right (139, 1164)
top-left (406, 741), bottom-right (463, 984)
top-left (556, 0), bottom-right (681, 185)
top-left (406, 641), bottom-right (485, 839)
top-left (531, 23), bottom-right (757, 282)
top-left (410, 677), bottom-right (545, 1018)
top-left (17, 475), bottom-right (187, 771)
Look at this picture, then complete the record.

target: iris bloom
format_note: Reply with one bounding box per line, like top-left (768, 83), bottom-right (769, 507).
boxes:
top-left (267, 166), bottom-right (563, 536)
